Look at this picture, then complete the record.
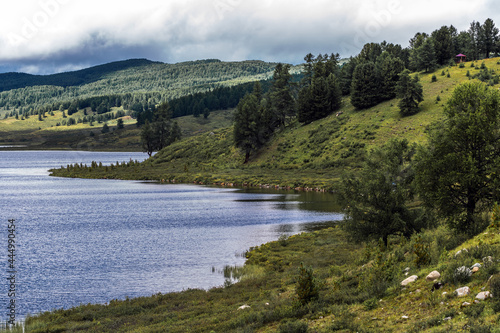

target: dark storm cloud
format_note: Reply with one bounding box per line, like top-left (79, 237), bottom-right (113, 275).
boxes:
top-left (0, 0), bottom-right (497, 74)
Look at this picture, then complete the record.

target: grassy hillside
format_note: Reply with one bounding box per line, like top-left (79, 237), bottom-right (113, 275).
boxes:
top-left (0, 107), bottom-right (236, 150)
top-left (52, 58), bottom-right (500, 190)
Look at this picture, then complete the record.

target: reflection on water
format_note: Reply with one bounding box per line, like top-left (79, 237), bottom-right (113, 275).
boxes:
top-left (0, 151), bottom-right (343, 319)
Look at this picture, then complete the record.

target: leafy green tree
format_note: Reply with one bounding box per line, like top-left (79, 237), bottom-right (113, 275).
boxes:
top-left (395, 69), bottom-right (424, 116)
top-left (350, 61), bottom-right (380, 109)
top-left (140, 102), bottom-right (181, 156)
top-left (153, 103), bottom-right (174, 151)
top-left (339, 57), bottom-right (358, 95)
top-left (169, 121), bottom-right (182, 144)
top-left (409, 32), bottom-right (429, 49)
top-left (339, 139), bottom-right (425, 246)
top-left (141, 120), bottom-right (156, 157)
top-left (415, 82), bottom-right (500, 233)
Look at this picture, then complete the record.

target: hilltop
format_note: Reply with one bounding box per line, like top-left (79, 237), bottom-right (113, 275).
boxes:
top-left (0, 59), bottom-right (158, 92)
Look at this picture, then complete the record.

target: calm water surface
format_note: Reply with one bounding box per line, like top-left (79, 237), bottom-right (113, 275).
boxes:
top-left (0, 150), bottom-right (342, 319)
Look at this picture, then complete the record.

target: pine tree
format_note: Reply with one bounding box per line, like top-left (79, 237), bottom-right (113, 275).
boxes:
top-left (410, 38), bottom-right (437, 72)
top-left (378, 55), bottom-right (405, 100)
top-left (233, 93), bottom-right (261, 163)
top-left (396, 69), bottom-right (424, 116)
top-left (269, 64), bottom-right (295, 128)
top-left (479, 18), bottom-right (499, 58)
top-left (350, 62), bottom-right (380, 109)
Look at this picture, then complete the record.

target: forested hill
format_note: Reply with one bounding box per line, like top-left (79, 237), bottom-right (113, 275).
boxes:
top-left (0, 59), bottom-right (158, 92)
top-left (0, 59), bottom-right (282, 114)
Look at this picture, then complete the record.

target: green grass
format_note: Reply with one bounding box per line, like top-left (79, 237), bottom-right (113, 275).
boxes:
top-left (0, 108), bottom-right (237, 151)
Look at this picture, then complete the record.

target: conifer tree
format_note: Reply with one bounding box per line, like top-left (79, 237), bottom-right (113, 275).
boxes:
top-left (395, 69), bottom-right (424, 116)
top-left (350, 62), bottom-right (380, 109)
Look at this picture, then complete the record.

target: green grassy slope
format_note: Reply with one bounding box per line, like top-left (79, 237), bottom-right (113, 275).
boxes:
top-left (0, 108), bottom-right (237, 150)
top-left (52, 58), bottom-right (500, 189)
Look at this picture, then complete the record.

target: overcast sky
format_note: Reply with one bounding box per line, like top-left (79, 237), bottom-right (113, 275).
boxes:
top-left (0, 0), bottom-right (498, 74)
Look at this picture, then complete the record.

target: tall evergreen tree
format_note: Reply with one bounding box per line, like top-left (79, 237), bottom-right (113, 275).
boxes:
top-left (269, 63), bottom-right (295, 128)
top-left (432, 26), bottom-right (454, 65)
top-left (480, 18), bottom-right (499, 58)
top-left (233, 93), bottom-right (262, 163)
top-left (395, 69), bottom-right (424, 116)
top-left (141, 120), bottom-right (156, 157)
top-left (297, 54), bottom-right (342, 123)
top-left (350, 61), bottom-right (380, 109)
top-left (410, 38), bottom-right (437, 72)
top-left (469, 21), bottom-right (482, 60)
top-left (378, 54), bottom-right (405, 100)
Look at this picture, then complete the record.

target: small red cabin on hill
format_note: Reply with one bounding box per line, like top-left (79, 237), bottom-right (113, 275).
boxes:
top-left (456, 54), bottom-right (466, 63)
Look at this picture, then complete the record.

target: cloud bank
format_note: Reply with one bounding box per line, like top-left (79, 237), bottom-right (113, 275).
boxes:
top-left (0, 0), bottom-right (497, 74)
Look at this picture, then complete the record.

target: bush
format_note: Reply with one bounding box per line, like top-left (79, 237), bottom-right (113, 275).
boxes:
top-left (363, 298), bottom-right (378, 310)
top-left (444, 260), bottom-right (473, 285)
top-left (432, 75), bottom-right (437, 82)
top-left (463, 302), bottom-right (485, 318)
top-left (413, 234), bottom-right (431, 267)
top-left (489, 274), bottom-right (500, 298)
top-left (279, 320), bottom-right (308, 333)
top-left (453, 266), bottom-right (472, 284)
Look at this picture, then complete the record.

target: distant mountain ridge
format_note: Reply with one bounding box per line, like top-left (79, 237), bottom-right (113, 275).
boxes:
top-left (0, 59), bottom-right (159, 92)
top-left (0, 58), bottom-right (283, 113)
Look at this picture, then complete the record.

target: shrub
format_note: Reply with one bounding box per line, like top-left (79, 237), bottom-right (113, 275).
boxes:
top-left (444, 259), bottom-right (473, 285)
top-left (363, 298), bottom-right (378, 310)
top-left (489, 274), bottom-right (500, 298)
top-left (463, 302), bottom-right (485, 318)
top-left (432, 75), bottom-right (437, 82)
top-left (279, 320), bottom-right (308, 333)
top-left (459, 63), bottom-right (465, 68)
top-left (453, 266), bottom-right (472, 284)
top-left (413, 234), bottom-right (431, 268)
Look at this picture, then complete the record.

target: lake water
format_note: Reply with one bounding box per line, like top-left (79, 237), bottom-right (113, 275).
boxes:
top-left (0, 150), bottom-right (342, 320)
